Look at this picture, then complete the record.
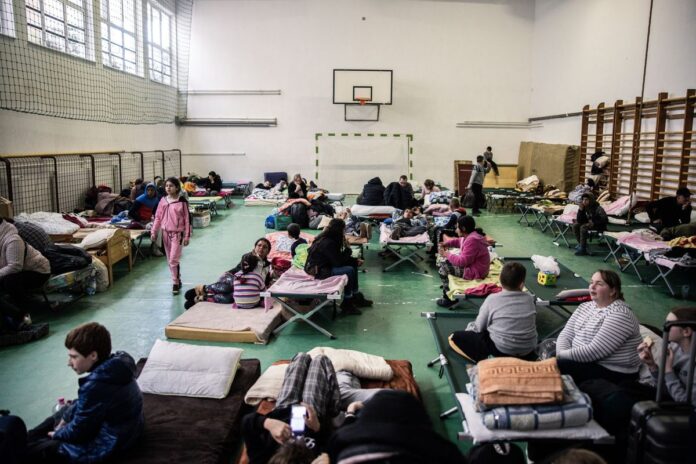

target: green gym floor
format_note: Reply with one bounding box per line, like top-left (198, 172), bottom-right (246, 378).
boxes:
top-left (1, 197), bottom-right (689, 456)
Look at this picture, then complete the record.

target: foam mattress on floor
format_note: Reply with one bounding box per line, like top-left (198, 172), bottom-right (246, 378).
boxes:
top-left (165, 302), bottom-right (284, 344)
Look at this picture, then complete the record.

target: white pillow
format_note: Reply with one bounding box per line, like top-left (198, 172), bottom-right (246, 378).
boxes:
top-left (77, 229), bottom-right (117, 250)
top-left (555, 289), bottom-right (590, 299)
top-left (137, 339), bottom-right (243, 399)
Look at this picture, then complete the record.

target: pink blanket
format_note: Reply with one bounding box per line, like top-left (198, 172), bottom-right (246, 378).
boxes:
top-left (379, 224), bottom-right (430, 244)
top-left (268, 268), bottom-right (348, 295)
top-left (266, 231), bottom-right (315, 260)
top-left (617, 234), bottom-right (670, 253)
top-left (603, 195), bottom-right (632, 216)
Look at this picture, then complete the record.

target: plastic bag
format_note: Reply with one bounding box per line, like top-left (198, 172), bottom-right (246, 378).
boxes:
top-left (531, 255), bottom-right (560, 276)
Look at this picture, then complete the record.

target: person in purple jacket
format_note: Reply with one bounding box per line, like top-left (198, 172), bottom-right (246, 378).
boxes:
top-left (436, 215), bottom-right (491, 308)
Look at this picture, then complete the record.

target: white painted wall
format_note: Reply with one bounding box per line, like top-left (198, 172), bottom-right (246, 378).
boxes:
top-left (181, 0), bottom-right (535, 189)
top-left (529, 0), bottom-right (696, 145)
top-left (0, 110), bottom-right (177, 155)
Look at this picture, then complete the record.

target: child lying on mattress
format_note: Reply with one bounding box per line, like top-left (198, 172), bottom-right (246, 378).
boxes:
top-left (242, 353), bottom-right (466, 464)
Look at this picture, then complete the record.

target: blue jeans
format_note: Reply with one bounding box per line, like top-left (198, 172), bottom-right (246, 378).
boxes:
top-left (331, 265), bottom-right (358, 298)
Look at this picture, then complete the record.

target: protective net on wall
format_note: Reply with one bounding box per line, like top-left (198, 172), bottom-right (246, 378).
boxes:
top-left (0, 0), bottom-right (192, 124)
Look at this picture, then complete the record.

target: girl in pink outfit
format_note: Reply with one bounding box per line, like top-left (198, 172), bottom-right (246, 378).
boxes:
top-left (151, 177), bottom-right (191, 294)
top-left (437, 215), bottom-right (490, 307)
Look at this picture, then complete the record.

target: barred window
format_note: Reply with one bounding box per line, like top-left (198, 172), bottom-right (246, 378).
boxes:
top-left (0, 0), bottom-right (16, 38)
top-left (147, 1), bottom-right (174, 86)
top-left (100, 0), bottom-right (142, 75)
top-left (26, 0), bottom-right (94, 60)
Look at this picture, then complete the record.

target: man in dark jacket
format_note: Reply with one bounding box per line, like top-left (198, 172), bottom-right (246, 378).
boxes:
top-left (357, 177), bottom-right (385, 206)
top-left (25, 322), bottom-right (144, 463)
top-left (646, 186), bottom-right (692, 231)
top-left (573, 193), bottom-right (608, 256)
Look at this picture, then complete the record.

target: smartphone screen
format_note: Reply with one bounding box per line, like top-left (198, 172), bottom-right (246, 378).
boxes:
top-left (290, 405), bottom-right (306, 435)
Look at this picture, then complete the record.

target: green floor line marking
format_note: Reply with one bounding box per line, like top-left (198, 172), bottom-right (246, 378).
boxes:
top-left (328, 133), bottom-right (336, 136)
top-left (341, 133), bottom-right (349, 136)
top-left (393, 134), bottom-right (401, 137)
top-left (315, 146), bottom-right (318, 154)
top-left (367, 133), bottom-right (375, 137)
top-left (354, 133), bottom-right (361, 136)
top-left (315, 133), bottom-right (321, 139)
top-left (380, 133), bottom-right (388, 137)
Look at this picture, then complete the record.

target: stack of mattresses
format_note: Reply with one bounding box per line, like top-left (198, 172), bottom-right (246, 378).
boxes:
top-left (517, 142), bottom-right (580, 193)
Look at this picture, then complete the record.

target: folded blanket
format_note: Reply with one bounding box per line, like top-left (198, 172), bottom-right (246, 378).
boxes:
top-left (475, 376), bottom-right (592, 431)
top-left (474, 358), bottom-right (563, 408)
top-left (447, 258), bottom-right (503, 300)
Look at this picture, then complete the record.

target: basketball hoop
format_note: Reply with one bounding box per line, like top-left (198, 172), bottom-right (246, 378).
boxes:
top-left (357, 98), bottom-right (368, 106)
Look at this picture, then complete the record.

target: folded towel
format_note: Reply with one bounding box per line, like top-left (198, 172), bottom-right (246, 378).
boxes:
top-left (474, 358), bottom-right (563, 408)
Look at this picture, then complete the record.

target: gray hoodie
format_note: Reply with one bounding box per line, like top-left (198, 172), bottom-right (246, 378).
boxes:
top-left (0, 220), bottom-right (51, 279)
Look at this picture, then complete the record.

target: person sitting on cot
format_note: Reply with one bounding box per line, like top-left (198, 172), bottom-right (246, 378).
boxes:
top-left (206, 171), bottom-right (222, 196)
top-left (437, 215), bottom-right (490, 308)
top-left (304, 219), bottom-right (371, 315)
top-left (555, 269), bottom-right (642, 386)
top-left (20, 322), bottom-right (143, 463)
top-left (647, 186), bottom-right (692, 232)
top-left (428, 198), bottom-right (467, 254)
top-left (183, 238), bottom-right (273, 310)
top-left (128, 183), bottom-right (159, 224)
top-left (128, 178), bottom-right (145, 202)
top-left (448, 262), bottom-right (538, 362)
top-left (638, 306), bottom-right (696, 405)
top-left (288, 174), bottom-right (308, 199)
top-left (572, 192), bottom-right (608, 256)
top-left (288, 223), bottom-right (307, 258)
top-left (242, 352), bottom-right (386, 464)
top-left (0, 217), bottom-right (51, 329)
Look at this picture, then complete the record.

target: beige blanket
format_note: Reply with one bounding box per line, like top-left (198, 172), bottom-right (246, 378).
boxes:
top-left (167, 302), bottom-right (283, 344)
top-left (244, 347), bottom-right (394, 405)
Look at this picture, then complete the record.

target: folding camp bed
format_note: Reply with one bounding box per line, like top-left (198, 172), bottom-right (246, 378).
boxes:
top-left (349, 204), bottom-right (396, 222)
top-left (189, 195), bottom-right (222, 216)
top-left (378, 223), bottom-right (431, 272)
top-left (116, 358), bottom-right (260, 464)
top-left (607, 232), bottom-right (670, 282)
top-left (449, 257), bottom-right (588, 334)
top-left (420, 312), bottom-right (612, 445)
top-left (262, 268), bottom-right (348, 339)
top-left (649, 256), bottom-right (696, 297)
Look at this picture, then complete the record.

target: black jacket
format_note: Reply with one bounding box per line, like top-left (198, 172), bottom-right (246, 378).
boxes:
top-left (576, 200), bottom-right (608, 231)
top-left (305, 237), bottom-right (355, 279)
top-left (357, 177), bottom-right (385, 206)
top-left (648, 197), bottom-right (692, 228)
top-left (383, 182), bottom-right (414, 210)
top-left (288, 182), bottom-right (308, 199)
top-left (327, 390), bottom-right (467, 464)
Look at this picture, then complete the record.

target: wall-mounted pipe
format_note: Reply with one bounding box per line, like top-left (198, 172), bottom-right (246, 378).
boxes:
top-left (177, 118), bottom-right (277, 127)
top-left (180, 90), bottom-right (281, 96)
top-left (456, 121), bottom-right (542, 129)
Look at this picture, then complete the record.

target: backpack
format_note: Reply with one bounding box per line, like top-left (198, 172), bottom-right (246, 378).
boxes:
top-left (265, 214), bottom-right (275, 229)
top-left (289, 203), bottom-right (309, 228)
top-left (292, 243), bottom-right (309, 269)
top-left (43, 244), bottom-right (92, 275)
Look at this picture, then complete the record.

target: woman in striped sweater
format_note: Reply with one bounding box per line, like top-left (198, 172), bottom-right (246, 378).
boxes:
top-left (556, 269), bottom-right (642, 385)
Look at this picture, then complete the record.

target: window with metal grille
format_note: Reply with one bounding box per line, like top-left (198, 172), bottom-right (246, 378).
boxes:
top-left (0, 0), bottom-right (16, 38)
top-left (147, 1), bottom-right (174, 86)
top-left (26, 0), bottom-right (94, 60)
top-left (100, 0), bottom-right (142, 75)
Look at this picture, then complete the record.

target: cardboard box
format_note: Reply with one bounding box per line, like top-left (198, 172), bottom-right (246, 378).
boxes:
top-left (0, 196), bottom-right (13, 219)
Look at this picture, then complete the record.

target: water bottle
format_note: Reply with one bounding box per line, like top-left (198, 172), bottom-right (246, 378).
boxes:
top-left (53, 397), bottom-right (66, 414)
top-left (85, 275), bottom-right (97, 296)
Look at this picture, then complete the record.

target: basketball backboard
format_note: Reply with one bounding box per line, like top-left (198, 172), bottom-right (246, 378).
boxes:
top-left (333, 69), bottom-right (393, 104)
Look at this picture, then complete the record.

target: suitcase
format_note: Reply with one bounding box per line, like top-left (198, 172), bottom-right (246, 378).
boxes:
top-left (626, 319), bottom-right (696, 464)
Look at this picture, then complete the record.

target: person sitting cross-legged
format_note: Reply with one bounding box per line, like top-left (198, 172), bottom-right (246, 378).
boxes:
top-left (448, 261), bottom-right (538, 362)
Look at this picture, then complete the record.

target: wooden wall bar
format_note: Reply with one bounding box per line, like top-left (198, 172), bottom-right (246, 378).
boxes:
top-left (580, 90), bottom-right (696, 201)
